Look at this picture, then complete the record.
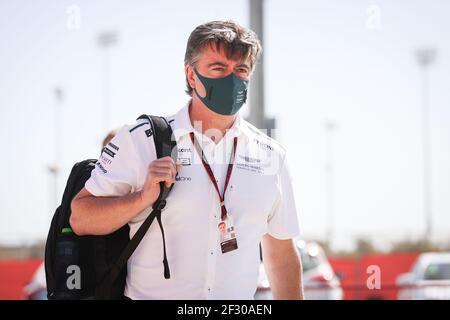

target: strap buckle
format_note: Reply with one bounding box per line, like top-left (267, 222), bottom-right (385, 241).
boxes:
top-left (153, 199), bottom-right (167, 211)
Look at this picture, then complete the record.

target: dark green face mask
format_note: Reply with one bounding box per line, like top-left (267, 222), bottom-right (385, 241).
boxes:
top-left (193, 68), bottom-right (249, 115)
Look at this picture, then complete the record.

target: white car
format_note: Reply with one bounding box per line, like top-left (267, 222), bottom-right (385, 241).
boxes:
top-left (397, 252), bottom-right (450, 300)
top-left (255, 240), bottom-right (343, 300)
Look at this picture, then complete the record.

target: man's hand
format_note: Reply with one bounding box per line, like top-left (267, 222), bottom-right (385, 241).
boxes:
top-left (70, 156), bottom-right (180, 236)
top-left (261, 234), bottom-right (304, 300)
top-left (140, 156), bottom-right (181, 208)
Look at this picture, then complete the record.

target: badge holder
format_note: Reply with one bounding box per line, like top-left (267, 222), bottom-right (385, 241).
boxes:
top-left (219, 215), bottom-right (238, 254)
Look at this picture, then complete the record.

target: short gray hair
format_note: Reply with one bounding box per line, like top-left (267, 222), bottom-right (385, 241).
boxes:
top-left (184, 20), bottom-right (262, 96)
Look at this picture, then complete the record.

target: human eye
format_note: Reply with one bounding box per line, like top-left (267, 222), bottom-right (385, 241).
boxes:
top-left (236, 67), bottom-right (249, 74)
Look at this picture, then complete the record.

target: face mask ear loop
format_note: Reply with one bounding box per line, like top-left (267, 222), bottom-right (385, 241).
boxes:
top-left (193, 86), bottom-right (203, 100)
top-left (193, 68), bottom-right (209, 101)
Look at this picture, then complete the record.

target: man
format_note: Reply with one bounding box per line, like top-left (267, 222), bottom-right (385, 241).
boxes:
top-left (71, 20), bottom-right (303, 300)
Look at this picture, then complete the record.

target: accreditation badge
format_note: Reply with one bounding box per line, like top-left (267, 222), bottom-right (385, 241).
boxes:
top-left (218, 215), bottom-right (238, 254)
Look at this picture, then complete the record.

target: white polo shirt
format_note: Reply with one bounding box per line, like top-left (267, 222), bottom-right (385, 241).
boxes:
top-left (85, 101), bottom-right (300, 300)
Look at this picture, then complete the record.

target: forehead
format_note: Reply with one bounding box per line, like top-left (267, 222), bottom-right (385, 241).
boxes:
top-left (197, 42), bottom-right (251, 66)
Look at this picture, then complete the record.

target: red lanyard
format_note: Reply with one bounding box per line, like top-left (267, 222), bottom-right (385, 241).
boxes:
top-left (189, 132), bottom-right (238, 221)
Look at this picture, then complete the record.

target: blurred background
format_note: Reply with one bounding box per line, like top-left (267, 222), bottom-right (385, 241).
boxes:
top-left (0, 0), bottom-right (449, 300)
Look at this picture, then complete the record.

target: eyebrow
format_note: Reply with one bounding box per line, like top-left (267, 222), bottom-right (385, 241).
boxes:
top-left (207, 62), bottom-right (251, 70)
top-left (207, 62), bottom-right (228, 68)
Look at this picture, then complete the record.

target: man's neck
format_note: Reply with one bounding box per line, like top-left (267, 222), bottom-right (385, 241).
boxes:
top-left (189, 98), bottom-right (237, 143)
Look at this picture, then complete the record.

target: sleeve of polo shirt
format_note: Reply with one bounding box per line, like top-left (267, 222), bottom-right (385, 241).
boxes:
top-left (266, 154), bottom-right (301, 240)
top-left (85, 125), bottom-right (140, 197)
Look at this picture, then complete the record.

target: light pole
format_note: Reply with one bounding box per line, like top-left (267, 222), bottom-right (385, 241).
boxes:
top-left (47, 87), bottom-right (64, 211)
top-left (97, 31), bottom-right (118, 133)
top-left (415, 48), bottom-right (437, 243)
top-left (248, 0), bottom-right (275, 137)
top-left (250, 0), bottom-right (276, 263)
top-left (324, 120), bottom-right (337, 250)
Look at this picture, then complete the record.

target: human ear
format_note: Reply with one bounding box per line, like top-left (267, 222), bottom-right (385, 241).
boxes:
top-left (185, 64), bottom-right (196, 89)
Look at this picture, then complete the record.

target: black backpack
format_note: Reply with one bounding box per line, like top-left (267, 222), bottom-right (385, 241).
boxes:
top-left (45, 115), bottom-right (177, 300)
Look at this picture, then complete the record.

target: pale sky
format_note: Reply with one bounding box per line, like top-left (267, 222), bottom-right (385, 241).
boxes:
top-left (1, 0), bottom-right (449, 250)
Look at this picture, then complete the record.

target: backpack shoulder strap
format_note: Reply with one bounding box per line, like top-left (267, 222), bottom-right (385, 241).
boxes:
top-left (137, 114), bottom-right (177, 206)
top-left (60, 159), bottom-right (97, 227)
top-left (96, 115), bottom-right (177, 299)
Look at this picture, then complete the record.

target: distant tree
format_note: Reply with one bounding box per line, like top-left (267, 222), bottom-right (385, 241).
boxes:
top-left (390, 239), bottom-right (442, 253)
top-left (315, 240), bottom-right (331, 256)
top-left (328, 238), bottom-right (380, 258)
top-left (0, 242), bottom-right (45, 260)
top-left (355, 238), bottom-right (378, 256)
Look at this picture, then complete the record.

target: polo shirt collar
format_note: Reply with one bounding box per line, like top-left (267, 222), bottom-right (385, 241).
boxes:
top-left (171, 100), bottom-right (243, 142)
